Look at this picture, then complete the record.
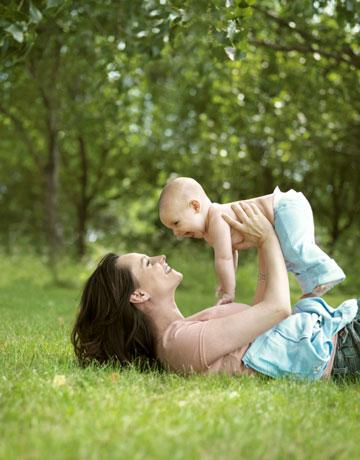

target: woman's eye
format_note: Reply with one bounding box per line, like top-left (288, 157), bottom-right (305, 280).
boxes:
top-left (147, 259), bottom-right (151, 266)
top-left (174, 221), bottom-right (179, 226)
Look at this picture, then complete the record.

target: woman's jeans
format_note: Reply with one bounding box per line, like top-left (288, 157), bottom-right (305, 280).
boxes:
top-left (332, 299), bottom-right (360, 379)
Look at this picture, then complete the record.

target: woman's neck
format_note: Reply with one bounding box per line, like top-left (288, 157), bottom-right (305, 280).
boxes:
top-left (144, 295), bottom-right (184, 338)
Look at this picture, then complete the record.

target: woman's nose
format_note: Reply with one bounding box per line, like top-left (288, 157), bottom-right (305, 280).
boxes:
top-left (154, 255), bottom-right (166, 263)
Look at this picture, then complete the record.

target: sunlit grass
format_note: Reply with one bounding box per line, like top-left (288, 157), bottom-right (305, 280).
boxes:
top-left (0, 248), bottom-right (359, 460)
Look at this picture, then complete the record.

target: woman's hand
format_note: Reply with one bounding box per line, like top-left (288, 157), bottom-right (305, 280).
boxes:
top-left (222, 202), bottom-right (274, 250)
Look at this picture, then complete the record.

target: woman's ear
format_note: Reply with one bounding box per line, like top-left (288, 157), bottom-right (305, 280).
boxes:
top-left (130, 289), bottom-right (150, 304)
top-left (190, 199), bottom-right (201, 213)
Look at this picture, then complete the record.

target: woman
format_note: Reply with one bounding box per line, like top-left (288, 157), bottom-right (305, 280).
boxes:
top-left (72, 203), bottom-right (360, 379)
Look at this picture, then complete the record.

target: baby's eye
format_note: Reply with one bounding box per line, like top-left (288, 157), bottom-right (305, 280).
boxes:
top-left (173, 221), bottom-right (179, 226)
top-left (146, 259), bottom-right (151, 266)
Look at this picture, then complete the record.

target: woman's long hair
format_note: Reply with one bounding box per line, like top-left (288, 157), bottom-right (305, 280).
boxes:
top-left (71, 253), bottom-right (158, 368)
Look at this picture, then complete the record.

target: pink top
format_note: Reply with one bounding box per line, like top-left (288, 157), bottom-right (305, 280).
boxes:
top-left (156, 304), bottom-right (337, 378)
top-left (157, 304), bottom-right (256, 376)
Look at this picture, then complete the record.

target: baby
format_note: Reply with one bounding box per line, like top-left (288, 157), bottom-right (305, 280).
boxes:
top-left (159, 177), bottom-right (345, 304)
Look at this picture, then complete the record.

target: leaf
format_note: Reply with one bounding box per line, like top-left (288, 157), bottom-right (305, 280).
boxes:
top-left (52, 374), bottom-right (67, 387)
top-left (5, 24), bottom-right (24, 43)
top-left (224, 46), bottom-right (236, 60)
top-left (0, 38), bottom-right (9, 52)
top-left (224, 47), bottom-right (247, 61)
top-left (29, 2), bottom-right (43, 24)
top-left (47, 0), bottom-right (63, 8)
top-left (227, 20), bottom-right (237, 40)
top-left (110, 372), bottom-right (120, 382)
top-left (345, 0), bottom-right (354, 11)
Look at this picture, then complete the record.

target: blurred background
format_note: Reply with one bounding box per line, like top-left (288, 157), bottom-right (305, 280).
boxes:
top-left (0, 0), bottom-right (359, 292)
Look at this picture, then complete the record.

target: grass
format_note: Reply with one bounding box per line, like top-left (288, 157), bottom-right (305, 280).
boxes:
top-left (0, 247), bottom-right (359, 460)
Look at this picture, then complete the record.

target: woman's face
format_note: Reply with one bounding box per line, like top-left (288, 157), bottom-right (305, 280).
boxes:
top-left (117, 253), bottom-right (183, 297)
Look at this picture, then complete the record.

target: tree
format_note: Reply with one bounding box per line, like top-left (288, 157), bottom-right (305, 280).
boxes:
top-left (0, 0), bottom-right (359, 263)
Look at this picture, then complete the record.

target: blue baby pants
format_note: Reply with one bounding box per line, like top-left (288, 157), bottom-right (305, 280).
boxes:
top-left (274, 187), bottom-right (346, 294)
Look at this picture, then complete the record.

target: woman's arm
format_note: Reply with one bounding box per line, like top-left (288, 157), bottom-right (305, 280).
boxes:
top-left (202, 203), bottom-right (291, 365)
top-left (252, 246), bottom-right (266, 306)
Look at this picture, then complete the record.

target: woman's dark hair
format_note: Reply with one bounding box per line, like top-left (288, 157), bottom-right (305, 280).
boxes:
top-left (71, 253), bottom-right (158, 369)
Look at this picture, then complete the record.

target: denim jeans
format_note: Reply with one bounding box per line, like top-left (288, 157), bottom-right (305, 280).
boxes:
top-left (273, 187), bottom-right (345, 294)
top-left (332, 299), bottom-right (360, 379)
top-left (242, 297), bottom-right (357, 380)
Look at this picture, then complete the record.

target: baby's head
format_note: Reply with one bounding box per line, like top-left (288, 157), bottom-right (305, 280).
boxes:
top-left (159, 177), bottom-right (211, 238)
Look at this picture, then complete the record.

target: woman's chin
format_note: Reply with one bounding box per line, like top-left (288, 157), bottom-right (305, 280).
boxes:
top-left (172, 270), bottom-right (183, 284)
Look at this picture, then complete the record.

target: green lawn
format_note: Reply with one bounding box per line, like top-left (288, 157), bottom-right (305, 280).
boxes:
top-left (0, 249), bottom-right (359, 460)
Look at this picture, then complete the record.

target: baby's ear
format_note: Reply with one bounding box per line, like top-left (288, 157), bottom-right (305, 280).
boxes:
top-left (190, 199), bottom-right (201, 213)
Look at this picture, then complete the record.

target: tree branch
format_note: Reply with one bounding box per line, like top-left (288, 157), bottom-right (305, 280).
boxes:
top-left (250, 38), bottom-right (353, 67)
top-left (252, 5), bottom-right (317, 44)
top-left (252, 5), bottom-right (360, 69)
top-left (91, 191), bottom-right (123, 212)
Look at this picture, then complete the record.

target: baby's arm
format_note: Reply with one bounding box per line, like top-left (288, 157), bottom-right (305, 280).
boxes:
top-left (209, 212), bottom-right (236, 304)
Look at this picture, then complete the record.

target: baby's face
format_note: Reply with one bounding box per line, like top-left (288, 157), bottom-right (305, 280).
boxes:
top-left (160, 204), bottom-right (206, 239)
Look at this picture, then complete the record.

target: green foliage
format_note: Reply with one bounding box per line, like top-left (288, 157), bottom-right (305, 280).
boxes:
top-left (0, 0), bottom-right (359, 261)
top-left (0, 0), bottom-right (65, 63)
top-left (0, 0), bottom-right (253, 66)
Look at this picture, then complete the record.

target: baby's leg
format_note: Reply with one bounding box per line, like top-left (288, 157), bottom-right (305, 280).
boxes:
top-left (274, 190), bottom-right (345, 295)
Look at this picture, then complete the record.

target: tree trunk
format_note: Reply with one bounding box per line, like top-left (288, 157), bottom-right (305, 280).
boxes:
top-left (76, 135), bottom-right (89, 258)
top-left (76, 203), bottom-right (87, 257)
top-left (43, 107), bottom-right (61, 279)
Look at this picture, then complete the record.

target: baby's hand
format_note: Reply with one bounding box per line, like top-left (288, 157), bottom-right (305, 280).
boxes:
top-left (216, 293), bottom-right (234, 305)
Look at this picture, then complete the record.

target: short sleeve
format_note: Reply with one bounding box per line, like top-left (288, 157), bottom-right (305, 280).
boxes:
top-left (159, 320), bottom-right (210, 374)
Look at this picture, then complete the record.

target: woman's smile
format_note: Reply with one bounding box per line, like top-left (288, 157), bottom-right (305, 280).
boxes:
top-left (163, 262), bottom-right (172, 274)
top-left (148, 255), bottom-right (172, 274)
